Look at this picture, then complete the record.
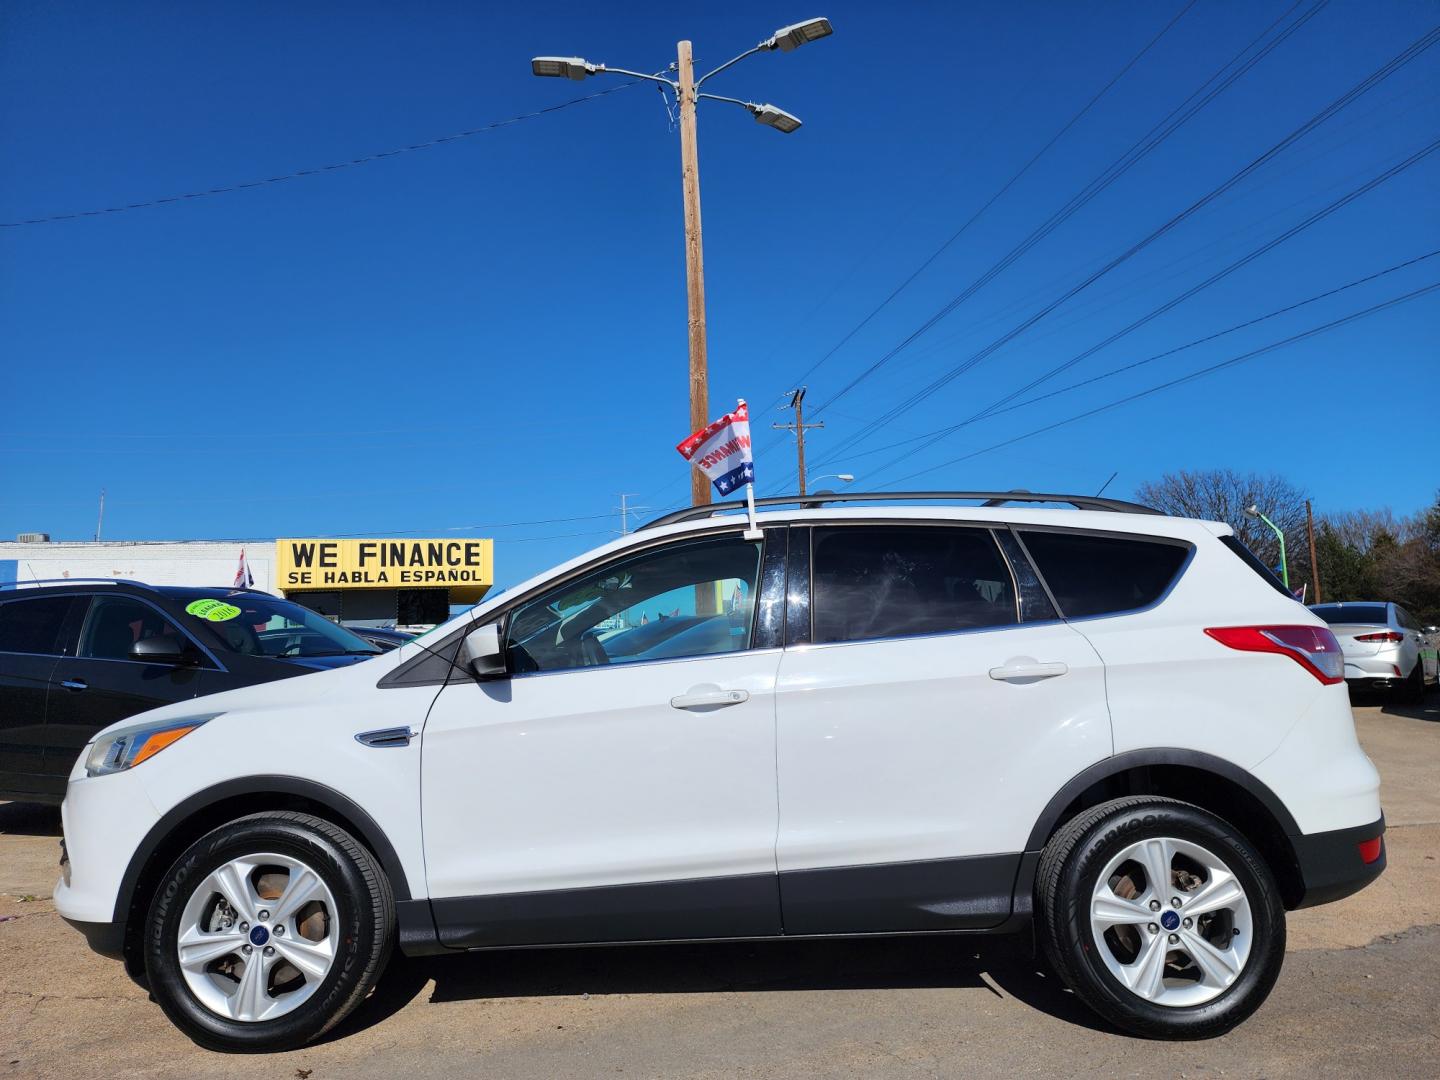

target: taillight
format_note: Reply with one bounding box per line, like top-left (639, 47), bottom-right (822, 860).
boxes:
top-left (1354, 631), bottom-right (1404, 643)
top-left (1357, 836), bottom-right (1383, 864)
top-left (1205, 625), bottom-right (1346, 685)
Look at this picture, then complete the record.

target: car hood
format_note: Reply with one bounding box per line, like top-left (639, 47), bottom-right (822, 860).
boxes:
top-left (272, 653), bottom-right (377, 671)
top-left (85, 643), bottom-right (409, 745)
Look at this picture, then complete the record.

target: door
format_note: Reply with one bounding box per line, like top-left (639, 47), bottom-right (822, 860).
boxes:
top-left (43, 594), bottom-right (210, 779)
top-left (0, 594), bottom-right (83, 799)
top-left (774, 524), bottom-right (1111, 935)
top-left (421, 530), bottom-right (784, 948)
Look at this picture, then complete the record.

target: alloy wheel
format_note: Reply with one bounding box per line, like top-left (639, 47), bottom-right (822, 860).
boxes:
top-left (175, 852), bottom-right (339, 1023)
top-left (1089, 835), bottom-right (1253, 1008)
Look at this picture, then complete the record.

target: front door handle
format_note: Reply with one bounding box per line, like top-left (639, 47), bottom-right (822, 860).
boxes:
top-left (988, 661), bottom-right (1068, 682)
top-left (670, 687), bottom-right (749, 711)
top-left (60, 679), bottom-right (88, 692)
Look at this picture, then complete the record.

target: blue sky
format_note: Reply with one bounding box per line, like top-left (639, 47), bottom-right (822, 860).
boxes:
top-left (2, 1), bottom-right (1437, 588)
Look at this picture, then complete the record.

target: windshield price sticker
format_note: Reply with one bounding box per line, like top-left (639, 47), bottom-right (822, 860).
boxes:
top-left (185, 599), bottom-right (243, 622)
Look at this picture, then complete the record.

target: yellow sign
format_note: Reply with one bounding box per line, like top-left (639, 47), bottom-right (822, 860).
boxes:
top-left (276, 538), bottom-right (493, 601)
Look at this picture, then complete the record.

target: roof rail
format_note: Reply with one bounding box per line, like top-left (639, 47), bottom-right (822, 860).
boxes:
top-left (0, 578), bottom-right (275, 596)
top-left (0, 577), bottom-right (153, 590)
top-left (639, 490), bottom-right (1162, 530)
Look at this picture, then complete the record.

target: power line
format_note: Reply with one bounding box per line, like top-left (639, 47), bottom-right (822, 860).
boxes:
top-left (856, 139), bottom-right (1440, 479)
top-left (840, 250), bottom-right (1440, 478)
top-left (801, 0), bottom-right (1328, 433)
top-left (0, 82), bottom-right (641, 229)
top-left (804, 20), bottom-right (1440, 479)
top-left (779, 0), bottom-right (1202, 396)
top-left (878, 279), bottom-right (1440, 488)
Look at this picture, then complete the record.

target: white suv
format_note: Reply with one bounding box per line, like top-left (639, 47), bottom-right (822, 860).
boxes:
top-left (53, 493), bottom-right (1385, 1051)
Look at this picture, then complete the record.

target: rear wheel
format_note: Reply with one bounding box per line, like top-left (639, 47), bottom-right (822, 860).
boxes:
top-left (144, 812), bottom-right (394, 1052)
top-left (1398, 661), bottom-right (1426, 703)
top-left (1037, 796), bottom-right (1285, 1039)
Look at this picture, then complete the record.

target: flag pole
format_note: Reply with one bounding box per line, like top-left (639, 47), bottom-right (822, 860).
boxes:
top-left (743, 481), bottom-right (762, 540)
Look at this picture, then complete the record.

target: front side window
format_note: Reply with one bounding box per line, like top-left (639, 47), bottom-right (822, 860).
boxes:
top-left (0, 595), bottom-right (77, 656)
top-left (1019, 530), bottom-right (1190, 618)
top-left (810, 525), bottom-right (1018, 644)
top-left (79, 596), bottom-right (183, 661)
top-left (505, 534), bottom-right (762, 674)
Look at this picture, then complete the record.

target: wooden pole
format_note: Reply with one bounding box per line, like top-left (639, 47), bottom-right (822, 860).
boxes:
top-left (1307, 499), bottom-right (1322, 603)
top-left (794, 393), bottom-right (808, 497)
top-left (677, 40), bottom-right (710, 508)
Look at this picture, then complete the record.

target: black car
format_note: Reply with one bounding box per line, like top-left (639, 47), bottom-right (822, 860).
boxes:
top-left (0, 580), bottom-right (381, 803)
top-left (343, 625), bottom-right (415, 652)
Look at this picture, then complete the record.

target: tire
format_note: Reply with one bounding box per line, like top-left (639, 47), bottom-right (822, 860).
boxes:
top-left (144, 811), bottom-right (394, 1052)
top-left (1037, 796), bottom-right (1285, 1039)
top-left (1398, 662), bottom-right (1425, 704)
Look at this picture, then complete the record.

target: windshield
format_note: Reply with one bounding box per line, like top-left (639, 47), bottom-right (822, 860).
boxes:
top-left (1310, 603), bottom-right (1388, 627)
top-left (179, 595), bottom-right (381, 658)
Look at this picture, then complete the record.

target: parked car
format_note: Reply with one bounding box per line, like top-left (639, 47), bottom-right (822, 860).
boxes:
top-left (1307, 600), bottom-right (1435, 702)
top-left (341, 625), bottom-right (415, 652)
top-left (0, 581), bottom-right (380, 802)
top-left (52, 492), bottom-right (1383, 1050)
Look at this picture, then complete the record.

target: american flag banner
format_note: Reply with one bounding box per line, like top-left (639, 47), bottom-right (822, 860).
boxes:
top-left (675, 400), bottom-right (755, 496)
top-left (233, 549), bottom-right (255, 589)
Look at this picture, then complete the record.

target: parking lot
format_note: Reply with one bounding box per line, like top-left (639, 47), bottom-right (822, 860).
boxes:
top-left (3, 695), bottom-right (1437, 1080)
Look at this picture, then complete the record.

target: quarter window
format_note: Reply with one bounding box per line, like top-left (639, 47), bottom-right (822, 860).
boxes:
top-left (505, 534), bottom-right (763, 674)
top-left (0, 596), bottom-right (77, 655)
top-left (1019, 530), bottom-right (1189, 618)
top-left (79, 596), bottom-right (183, 661)
top-left (810, 526), bottom-right (1018, 644)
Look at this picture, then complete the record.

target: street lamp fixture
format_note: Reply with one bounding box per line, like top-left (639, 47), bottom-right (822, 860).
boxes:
top-left (750, 103), bottom-right (803, 133)
top-left (813, 473), bottom-right (855, 485)
top-left (766, 18), bottom-right (835, 52)
top-left (530, 56), bottom-right (597, 80)
top-left (529, 18), bottom-right (833, 506)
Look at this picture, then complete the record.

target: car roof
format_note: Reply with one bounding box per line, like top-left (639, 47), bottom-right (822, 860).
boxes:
top-left (0, 580), bottom-right (274, 599)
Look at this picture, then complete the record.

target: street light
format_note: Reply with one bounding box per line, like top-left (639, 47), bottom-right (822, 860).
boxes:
top-left (812, 473), bottom-right (855, 485)
top-left (1245, 504), bottom-right (1290, 588)
top-left (531, 18), bottom-right (833, 507)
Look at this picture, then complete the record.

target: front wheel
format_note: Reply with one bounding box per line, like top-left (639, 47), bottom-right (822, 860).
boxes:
top-left (1037, 796), bottom-right (1285, 1039)
top-left (144, 812), bottom-right (394, 1052)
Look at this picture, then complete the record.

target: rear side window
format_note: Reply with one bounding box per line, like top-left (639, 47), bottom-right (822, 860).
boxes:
top-left (0, 595), bottom-right (77, 655)
top-left (811, 525), bottom-right (1017, 644)
top-left (1019, 530), bottom-right (1189, 619)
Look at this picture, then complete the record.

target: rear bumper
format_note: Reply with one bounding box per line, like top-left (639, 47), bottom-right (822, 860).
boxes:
top-left (1289, 815), bottom-right (1386, 909)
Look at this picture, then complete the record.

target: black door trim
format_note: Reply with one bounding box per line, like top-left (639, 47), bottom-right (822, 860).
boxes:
top-left (430, 872), bottom-right (782, 949)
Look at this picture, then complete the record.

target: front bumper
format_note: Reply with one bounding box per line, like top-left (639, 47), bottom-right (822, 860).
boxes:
top-left (1290, 815), bottom-right (1386, 909)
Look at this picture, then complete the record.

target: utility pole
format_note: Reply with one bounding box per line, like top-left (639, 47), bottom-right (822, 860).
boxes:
top-left (95, 489), bottom-right (105, 542)
top-left (1307, 499), bottom-right (1322, 603)
top-left (676, 40), bottom-right (710, 509)
top-left (529, 19), bottom-right (831, 509)
top-left (773, 387), bottom-right (825, 496)
top-left (615, 493), bottom-right (647, 536)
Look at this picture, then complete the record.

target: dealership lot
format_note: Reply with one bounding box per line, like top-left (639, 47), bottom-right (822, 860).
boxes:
top-left (3, 697), bottom-right (1437, 1079)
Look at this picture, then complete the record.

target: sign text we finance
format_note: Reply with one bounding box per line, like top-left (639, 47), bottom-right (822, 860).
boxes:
top-left (276, 538), bottom-right (494, 589)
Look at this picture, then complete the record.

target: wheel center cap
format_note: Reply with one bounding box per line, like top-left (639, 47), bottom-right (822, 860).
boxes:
top-left (1160, 910), bottom-right (1180, 931)
top-left (249, 925), bottom-right (270, 947)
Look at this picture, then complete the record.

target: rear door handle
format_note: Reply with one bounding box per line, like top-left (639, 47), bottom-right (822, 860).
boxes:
top-left (60, 679), bottom-right (88, 692)
top-left (670, 687), bottom-right (749, 710)
top-left (988, 662), bottom-right (1068, 682)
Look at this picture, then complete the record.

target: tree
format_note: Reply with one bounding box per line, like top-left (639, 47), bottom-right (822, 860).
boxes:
top-left (1136, 469), bottom-right (1309, 585)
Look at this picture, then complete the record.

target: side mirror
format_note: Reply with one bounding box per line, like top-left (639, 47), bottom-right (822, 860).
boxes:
top-left (130, 635), bottom-right (198, 666)
top-left (461, 624), bottom-right (507, 680)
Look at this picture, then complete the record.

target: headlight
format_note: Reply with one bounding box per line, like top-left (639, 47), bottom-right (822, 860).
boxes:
top-left (84, 714), bottom-right (221, 777)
